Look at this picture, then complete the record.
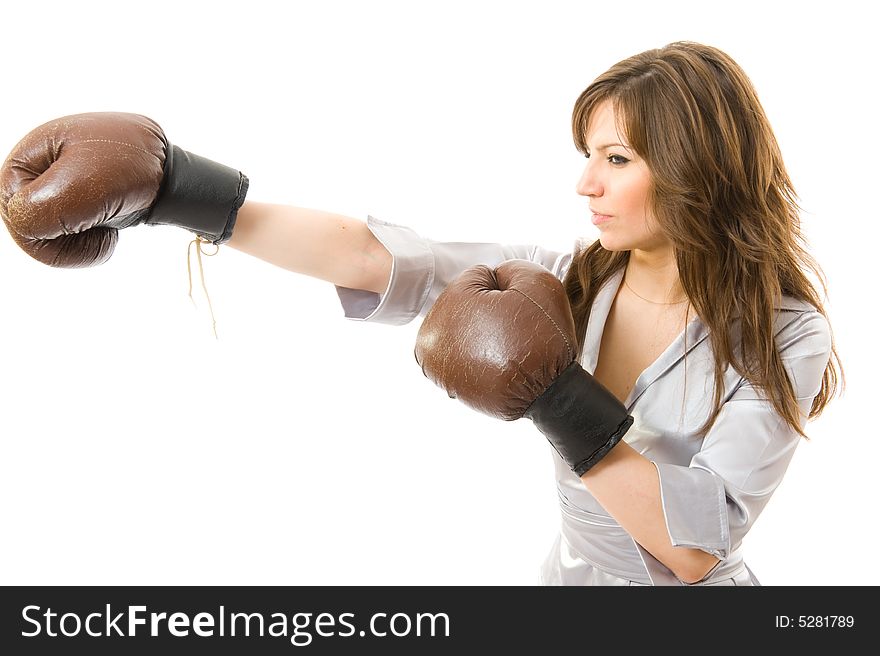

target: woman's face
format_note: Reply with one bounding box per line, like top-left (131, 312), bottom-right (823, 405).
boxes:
top-left (576, 99), bottom-right (669, 253)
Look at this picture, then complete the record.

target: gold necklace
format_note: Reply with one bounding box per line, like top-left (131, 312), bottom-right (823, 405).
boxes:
top-left (623, 277), bottom-right (689, 305)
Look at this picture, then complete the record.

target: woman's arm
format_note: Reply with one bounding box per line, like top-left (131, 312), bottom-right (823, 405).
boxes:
top-left (583, 308), bottom-right (832, 585)
top-left (227, 200), bottom-right (392, 294)
top-left (580, 443), bottom-right (720, 584)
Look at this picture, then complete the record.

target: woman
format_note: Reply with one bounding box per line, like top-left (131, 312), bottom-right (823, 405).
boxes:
top-left (277, 41), bottom-right (839, 586)
top-left (0, 42), bottom-right (842, 585)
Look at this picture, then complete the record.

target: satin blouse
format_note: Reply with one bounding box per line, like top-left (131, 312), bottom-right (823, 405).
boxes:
top-left (334, 216), bottom-right (833, 586)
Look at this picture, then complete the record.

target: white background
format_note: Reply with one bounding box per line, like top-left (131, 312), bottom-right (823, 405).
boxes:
top-left (0, 0), bottom-right (876, 585)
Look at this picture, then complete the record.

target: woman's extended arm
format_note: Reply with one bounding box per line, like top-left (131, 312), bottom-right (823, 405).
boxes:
top-left (227, 200), bottom-right (392, 294)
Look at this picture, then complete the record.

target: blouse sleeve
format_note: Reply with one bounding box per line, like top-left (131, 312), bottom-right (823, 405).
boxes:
top-left (651, 309), bottom-right (833, 579)
top-left (334, 215), bottom-right (571, 325)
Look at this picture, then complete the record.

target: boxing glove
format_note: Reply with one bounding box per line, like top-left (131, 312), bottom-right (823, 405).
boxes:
top-left (414, 259), bottom-right (634, 475)
top-left (0, 112), bottom-right (249, 267)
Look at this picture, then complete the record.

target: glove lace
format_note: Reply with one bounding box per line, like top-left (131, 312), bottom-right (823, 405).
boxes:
top-left (187, 236), bottom-right (220, 339)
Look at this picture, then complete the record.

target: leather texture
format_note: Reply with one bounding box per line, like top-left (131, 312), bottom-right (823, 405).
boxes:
top-left (525, 362), bottom-right (633, 475)
top-left (415, 259), bottom-right (633, 473)
top-left (0, 112), bottom-right (248, 267)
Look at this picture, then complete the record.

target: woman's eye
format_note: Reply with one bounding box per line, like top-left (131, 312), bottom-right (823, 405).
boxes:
top-left (608, 154), bottom-right (630, 165)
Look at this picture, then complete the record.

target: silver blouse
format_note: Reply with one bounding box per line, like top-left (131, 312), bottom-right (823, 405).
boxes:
top-left (335, 216), bottom-right (833, 586)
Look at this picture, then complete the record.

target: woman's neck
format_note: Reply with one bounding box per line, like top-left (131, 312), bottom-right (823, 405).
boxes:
top-left (625, 246), bottom-right (687, 305)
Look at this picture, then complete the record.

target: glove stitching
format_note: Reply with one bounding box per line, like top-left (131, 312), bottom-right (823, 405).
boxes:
top-left (78, 139), bottom-right (156, 158)
top-left (509, 288), bottom-right (575, 362)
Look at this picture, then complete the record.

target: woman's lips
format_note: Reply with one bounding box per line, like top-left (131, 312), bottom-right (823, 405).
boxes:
top-left (591, 213), bottom-right (612, 226)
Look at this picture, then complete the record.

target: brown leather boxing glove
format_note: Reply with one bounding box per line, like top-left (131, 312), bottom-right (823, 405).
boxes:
top-left (0, 112), bottom-right (248, 267)
top-left (414, 259), bottom-right (633, 475)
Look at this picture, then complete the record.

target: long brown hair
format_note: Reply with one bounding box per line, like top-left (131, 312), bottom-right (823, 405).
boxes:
top-left (563, 41), bottom-right (843, 438)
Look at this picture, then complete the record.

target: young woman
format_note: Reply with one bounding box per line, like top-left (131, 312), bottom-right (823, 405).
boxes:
top-left (0, 41), bottom-right (842, 586)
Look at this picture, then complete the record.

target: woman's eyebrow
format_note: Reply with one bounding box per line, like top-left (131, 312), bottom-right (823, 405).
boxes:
top-left (590, 142), bottom-right (632, 151)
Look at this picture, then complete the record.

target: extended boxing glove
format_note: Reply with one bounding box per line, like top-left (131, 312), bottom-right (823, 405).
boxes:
top-left (0, 112), bottom-right (248, 267)
top-left (414, 259), bottom-right (634, 475)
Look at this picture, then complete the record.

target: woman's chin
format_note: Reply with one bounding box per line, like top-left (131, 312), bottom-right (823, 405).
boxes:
top-left (598, 234), bottom-right (627, 252)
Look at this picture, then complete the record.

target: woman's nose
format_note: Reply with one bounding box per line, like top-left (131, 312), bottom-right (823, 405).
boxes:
top-left (576, 161), bottom-right (602, 197)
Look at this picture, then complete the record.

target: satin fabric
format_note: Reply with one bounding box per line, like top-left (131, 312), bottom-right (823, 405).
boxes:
top-left (335, 217), bottom-right (832, 586)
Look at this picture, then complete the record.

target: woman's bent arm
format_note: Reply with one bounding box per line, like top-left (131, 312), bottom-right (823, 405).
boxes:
top-left (227, 200), bottom-right (392, 294)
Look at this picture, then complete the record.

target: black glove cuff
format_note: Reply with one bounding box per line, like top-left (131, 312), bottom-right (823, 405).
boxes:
top-left (524, 361), bottom-right (633, 476)
top-left (148, 144), bottom-right (249, 244)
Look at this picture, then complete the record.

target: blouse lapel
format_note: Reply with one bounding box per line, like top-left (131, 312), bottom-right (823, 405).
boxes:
top-left (581, 268), bottom-right (625, 375)
top-left (625, 313), bottom-right (710, 409)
